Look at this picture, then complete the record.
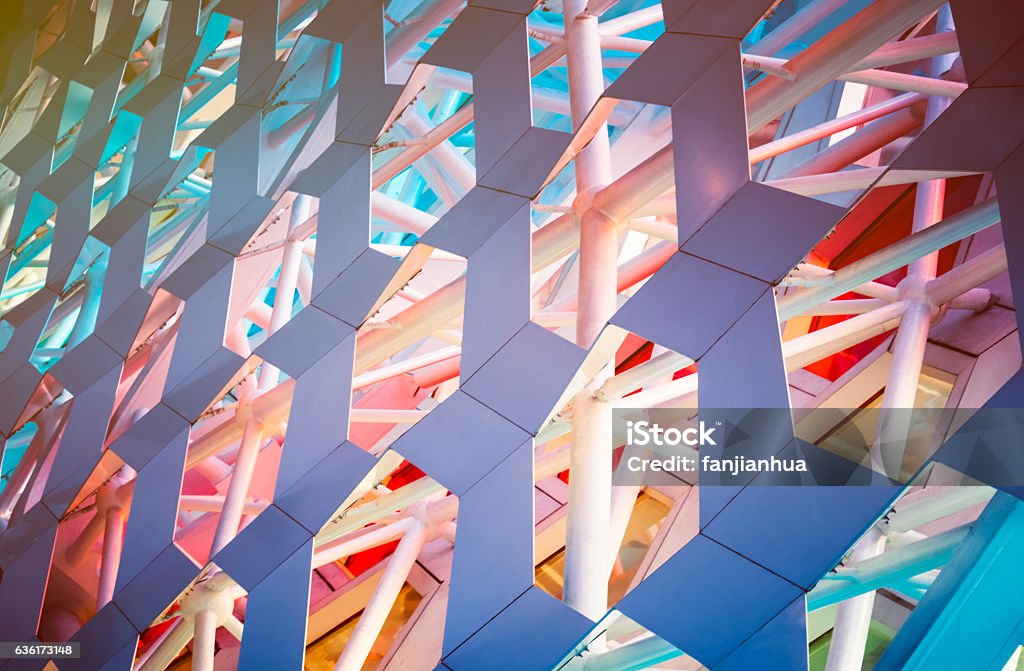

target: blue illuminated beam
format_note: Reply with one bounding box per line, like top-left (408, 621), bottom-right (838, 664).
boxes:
top-left (876, 492), bottom-right (1024, 671)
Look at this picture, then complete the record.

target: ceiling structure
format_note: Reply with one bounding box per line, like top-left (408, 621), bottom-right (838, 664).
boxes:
top-left (0, 0), bottom-right (1022, 669)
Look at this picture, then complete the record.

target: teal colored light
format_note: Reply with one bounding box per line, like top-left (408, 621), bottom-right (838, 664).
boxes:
top-left (0, 423), bottom-right (37, 495)
top-left (189, 12), bottom-right (232, 77)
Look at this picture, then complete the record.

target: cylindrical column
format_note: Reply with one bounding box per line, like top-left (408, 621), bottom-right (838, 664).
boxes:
top-left (872, 301), bottom-right (931, 477)
top-left (96, 465), bottom-right (134, 610)
top-left (825, 529), bottom-right (887, 671)
top-left (333, 522), bottom-right (430, 671)
top-left (562, 0), bottom-right (617, 622)
top-left (828, 10), bottom-right (955, 670)
top-left (191, 609), bottom-right (218, 671)
top-left (928, 245), bottom-right (1005, 307)
top-left (784, 301), bottom-right (906, 372)
top-left (137, 619), bottom-right (194, 671)
top-left (260, 194), bottom-right (313, 391)
top-left (0, 184), bottom-right (16, 245)
top-left (210, 418), bottom-right (264, 555)
top-left (314, 478), bottom-right (444, 545)
top-left (607, 483), bottom-right (640, 575)
top-left (872, 1), bottom-right (957, 481)
top-left (96, 504), bottom-right (125, 609)
top-left (385, 0), bottom-right (465, 69)
top-left (575, 208), bottom-right (619, 347)
top-left (883, 487), bottom-right (993, 535)
top-left (564, 380), bottom-right (614, 619)
top-left (174, 574), bottom-right (237, 671)
top-left (567, 0), bottom-right (617, 348)
top-left (65, 511), bottom-right (106, 565)
top-left (564, 4), bottom-right (612, 189)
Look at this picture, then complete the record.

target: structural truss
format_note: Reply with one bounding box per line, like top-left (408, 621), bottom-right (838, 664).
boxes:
top-left (0, 0), bottom-right (1023, 669)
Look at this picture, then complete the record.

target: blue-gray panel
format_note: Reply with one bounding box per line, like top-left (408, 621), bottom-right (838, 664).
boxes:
top-left (228, 0), bottom-right (278, 98)
top-left (617, 534), bottom-right (802, 667)
top-left (312, 249), bottom-right (402, 328)
top-left (891, 87), bottom-right (1024, 173)
top-left (207, 195), bottom-right (276, 256)
top-left (114, 543), bottom-right (198, 631)
top-left (108, 403), bottom-right (190, 472)
top-left (703, 447), bottom-right (900, 589)
top-left (289, 141), bottom-right (367, 198)
top-left (0, 291), bottom-right (56, 384)
top-left (462, 322), bottom-right (587, 435)
top-left (0, 364), bottom-right (45, 437)
top-left (116, 431), bottom-right (189, 590)
top-left (711, 596), bottom-right (808, 671)
top-left (330, 8), bottom-right (393, 145)
top-left (44, 177), bottom-right (92, 292)
top-left (273, 335), bottom-right (357, 495)
top-left (699, 291), bottom-right (788, 409)
top-left (994, 146), bottom-right (1024, 346)
top-left (162, 346), bottom-right (246, 422)
top-left (206, 110), bottom-right (261, 229)
top-left (0, 524), bottom-right (56, 640)
top-left (390, 391), bottom-right (530, 496)
top-left (419, 187), bottom-right (529, 259)
top-left (933, 366), bottom-right (1024, 499)
top-left (443, 440), bottom-right (535, 655)
top-left (665, 0), bottom-right (777, 38)
top-left (303, 0), bottom-right (377, 44)
top-left (95, 639), bottom-right (140, 671)
top-left (238, 540), bottom-right (313, 670)
top-left (605, 33), bottom-right (736, 107)
top-left (477, 127), bottom-right (572, 199)
top-left (94, 289), bottom-right (153, 357)
top-left (254, 306), bottom-right (353, 379)
top-left (211, 503), bottom-right (313, 592)
top-left (443, 587), bottom-right (593, 671)
top-left (460, 204), bottom-right (531, 380)
top-left (48, 335), bottom-right (122, 394)
top-left (161, 248), bottom-right (236, 398)
top-left (421, 7), bottom-right (522, 73)
top-left (683, 182), bottom-right (844, 283)
top-left (96, 211), bottom-right (150, 327)
top-left (950, 0), bottom-right (1024, 85)
top-left (41, 365), bottom-right (123, 515)
top-left (472, 20), bottom-right (530, 178)
top-left (63, 604), bottom-right (139, 671)
top-left (0, 504), bottom-right (58, 569)
top-left (311, 152), bottom-right (372, 295)
top-left (610, 252), bottom-right (767, 360)
top-left (274, 441), bottom-right (377, 534)
top-left (670, 43), bottom-right (750, 243)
